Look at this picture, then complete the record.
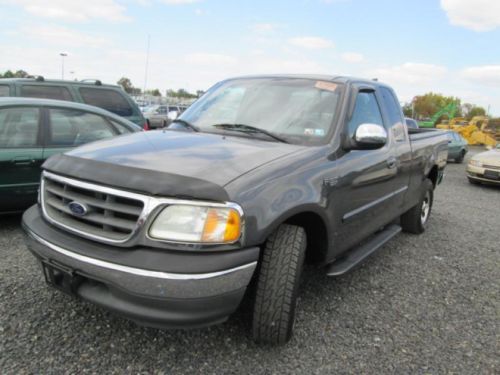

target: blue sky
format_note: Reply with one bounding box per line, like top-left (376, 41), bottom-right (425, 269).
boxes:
top-left (1, 0), bottom-right (499, 114)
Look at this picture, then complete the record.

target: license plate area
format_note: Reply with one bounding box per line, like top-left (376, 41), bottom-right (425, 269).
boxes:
top-left (484, 170), bottom-right (499, 180)
top-left (42, 261), bottom-right (83, 296)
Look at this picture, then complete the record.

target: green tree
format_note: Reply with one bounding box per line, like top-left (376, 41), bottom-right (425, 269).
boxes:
top-left (412, 92), bottom-right (462, 122)
top-left (117, 77), bottom-right (134, 94)
top-left (402, 103), bottom-right (413, 117)
top-left (468, 106), bottom-right (486, 118)
top-left (166, 88), bottom-right (197, 99)
top-left (14, 70), bottom-right (29, 78)
top-left (2, 70), bottom-right (14, 78)
top-left (148, 89), bottom-right (161, 97)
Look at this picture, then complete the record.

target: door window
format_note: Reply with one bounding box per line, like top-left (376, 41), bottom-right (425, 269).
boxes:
top-left (0, 85), bottom-right (10, 97)
top-left (380, 87), bottom-right (406, 142)
top-left (48, 108), bottom-right (116, 147)
top-left (347, 92), bottom-right (384, 137)
top-left (0, 107), bottom-right (40, 148)
top-left (79, 88), bottom-right (133, 116)
top-left (157, 106), bottom-right (169, 114)
top-left (20, 85), bottom-right (73, 101)
top-left (110, 119), bottom-right (135, 134)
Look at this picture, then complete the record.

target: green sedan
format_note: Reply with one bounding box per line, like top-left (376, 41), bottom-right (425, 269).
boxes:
top-left (0, 98), bottom-right (141, 214)
top-left (445, 131), bottom-right (468, 163)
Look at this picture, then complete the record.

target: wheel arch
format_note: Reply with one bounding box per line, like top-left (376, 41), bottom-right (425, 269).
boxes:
top-left (260, 205), bottom-right (330, 264)
top-left (427, 165), bottom-right (439, 188)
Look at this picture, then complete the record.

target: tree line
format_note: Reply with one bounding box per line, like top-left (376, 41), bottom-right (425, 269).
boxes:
top-left (0, 70), bottom-right (30, 78)
top-left (117, 77), bottom-right (203, 99)
top-left (402, 92), bottom-right (487, 122)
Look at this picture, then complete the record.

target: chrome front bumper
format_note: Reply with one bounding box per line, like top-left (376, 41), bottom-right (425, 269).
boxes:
top-left (25, 228), bottom-right (257, 299)
top-left (22, 205), bottom-right (259, 328)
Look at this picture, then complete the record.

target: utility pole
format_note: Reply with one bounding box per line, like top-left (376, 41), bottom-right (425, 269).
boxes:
top-left (143, 34), bottom-right (150, 100)
top-left (60, 52), bottom-right (67, 80)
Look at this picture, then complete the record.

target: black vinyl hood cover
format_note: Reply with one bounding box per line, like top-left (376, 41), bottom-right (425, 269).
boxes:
top-left (42, 130), bottom-right (302, 201)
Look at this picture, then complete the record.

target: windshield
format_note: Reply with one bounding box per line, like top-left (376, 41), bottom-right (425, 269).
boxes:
top-left (178, 78), bottom-right (344, 145)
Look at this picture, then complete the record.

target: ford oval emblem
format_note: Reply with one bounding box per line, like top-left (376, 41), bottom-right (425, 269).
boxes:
top-left (68, 201), bottom-right (88, 217)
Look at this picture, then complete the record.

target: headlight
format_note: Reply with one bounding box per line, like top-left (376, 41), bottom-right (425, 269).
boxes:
top-left (469, 160), bottom-right (482, 167)
top-left (149, 205), bottom-right (242, 243)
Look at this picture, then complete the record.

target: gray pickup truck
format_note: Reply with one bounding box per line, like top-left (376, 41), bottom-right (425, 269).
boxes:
top-left (22, 75), bottom-right (448, 345)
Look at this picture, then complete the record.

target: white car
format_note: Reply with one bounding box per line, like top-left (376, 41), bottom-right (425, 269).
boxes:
top-left (466, 144), bottom-right (500, 185)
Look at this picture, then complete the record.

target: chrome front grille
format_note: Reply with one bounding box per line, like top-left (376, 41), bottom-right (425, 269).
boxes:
top-left (483, 164), bottom-right (500, 171)
top-left (42, 172), bottom-right (145, 242)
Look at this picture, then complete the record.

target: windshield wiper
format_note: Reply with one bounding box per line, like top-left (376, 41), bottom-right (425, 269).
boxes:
top-left (211, 123), bottom-right (288, 143)
top-left (170, 119), bottom-right (199, 132)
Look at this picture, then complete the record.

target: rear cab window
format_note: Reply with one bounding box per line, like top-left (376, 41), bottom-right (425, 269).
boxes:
top-left (20, 85), bottom-right (73, 101)
top-left (79, 87), bottom-right (133, 117)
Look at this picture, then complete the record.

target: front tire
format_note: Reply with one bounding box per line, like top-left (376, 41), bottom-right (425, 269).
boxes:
top-left (401, 178), bottom-right (434, 234)
top-left (468, 177), bottom-right (480, 185)
top-left (252, 224), bottom-right (306, 345)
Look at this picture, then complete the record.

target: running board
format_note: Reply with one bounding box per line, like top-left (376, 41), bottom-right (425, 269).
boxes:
top-left (326, 224), bottom-right (402, 276)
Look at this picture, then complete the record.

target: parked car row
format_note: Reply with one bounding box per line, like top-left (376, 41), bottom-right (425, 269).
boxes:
top-left (143, 104), bottom-right (189, 129)
top-left (0, 77), bottom-right (147, 129)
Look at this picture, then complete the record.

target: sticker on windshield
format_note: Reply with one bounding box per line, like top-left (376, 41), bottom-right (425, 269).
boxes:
top-left (304, 128), bottom-right (325, 136)
top-left (315, 81), bottom-right (338, 92)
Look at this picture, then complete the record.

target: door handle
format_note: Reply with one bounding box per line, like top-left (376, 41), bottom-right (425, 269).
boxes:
top-left (387, 157), bottom-right (397, 169)
top-left (12, 157), bottom-right (35, 166)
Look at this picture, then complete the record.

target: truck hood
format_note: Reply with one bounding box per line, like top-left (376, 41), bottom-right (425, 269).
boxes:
top-left (42, 130), bottom-right (303, 201)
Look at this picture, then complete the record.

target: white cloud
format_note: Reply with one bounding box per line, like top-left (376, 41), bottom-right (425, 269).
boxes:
top-left (288, 36), bottom-right (334, 49)
top-left (4, 0), bottom-right (130, 22)
top-left (371, 62), bottom-right (448, 85)
top-left (251, 23), bottom-right (279, 33)
top-left (440, 0), bottom-right (500, 31)
top-left (24, 25), bottom-right (110, 47)
top-left (340, 52), bottom-right (364, 63)
top-left (184, 53), bottom-right (238, 65)
top-left (461, 65), bottom-right (500, 87)
top-left (160, 0), bottom-right (201, 4)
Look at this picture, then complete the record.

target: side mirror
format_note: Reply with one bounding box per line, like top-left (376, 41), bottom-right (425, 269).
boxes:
top-left (353, 123), bottom-right (387, 149)
top-left (167, 110), bottom-right (178, 120)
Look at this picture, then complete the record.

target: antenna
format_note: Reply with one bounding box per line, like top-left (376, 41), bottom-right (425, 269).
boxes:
top-left (143, 34), bottom-right (150, 100)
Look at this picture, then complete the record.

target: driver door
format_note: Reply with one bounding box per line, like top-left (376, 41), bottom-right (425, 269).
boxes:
top-left (331, 89), bottom-right (402, 255)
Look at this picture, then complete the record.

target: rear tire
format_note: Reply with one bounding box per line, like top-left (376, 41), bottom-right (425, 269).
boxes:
top-left (455, 150), bottom-right (465, 163)
top-left (252, 224), bottom-right (306, 345)
top-left (401, 179), bottom-right (434, 234)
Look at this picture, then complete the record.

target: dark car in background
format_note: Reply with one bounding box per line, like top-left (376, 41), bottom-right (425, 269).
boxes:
top-left (0, 97), bottom-right (141, 213)
top-left (0, 77), bottom-right (147, 129)
top-left (445, 130), bottom-right (468, 163)
top-left (405, 117), bottom-right (419, 129)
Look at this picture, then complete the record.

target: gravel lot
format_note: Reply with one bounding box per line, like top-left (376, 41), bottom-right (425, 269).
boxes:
top-left (1, 147), bottom-right (498, 374)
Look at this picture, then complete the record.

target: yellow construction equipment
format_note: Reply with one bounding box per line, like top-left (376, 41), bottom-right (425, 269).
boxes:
top-left (437, 116), bottom-right (498, 147)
